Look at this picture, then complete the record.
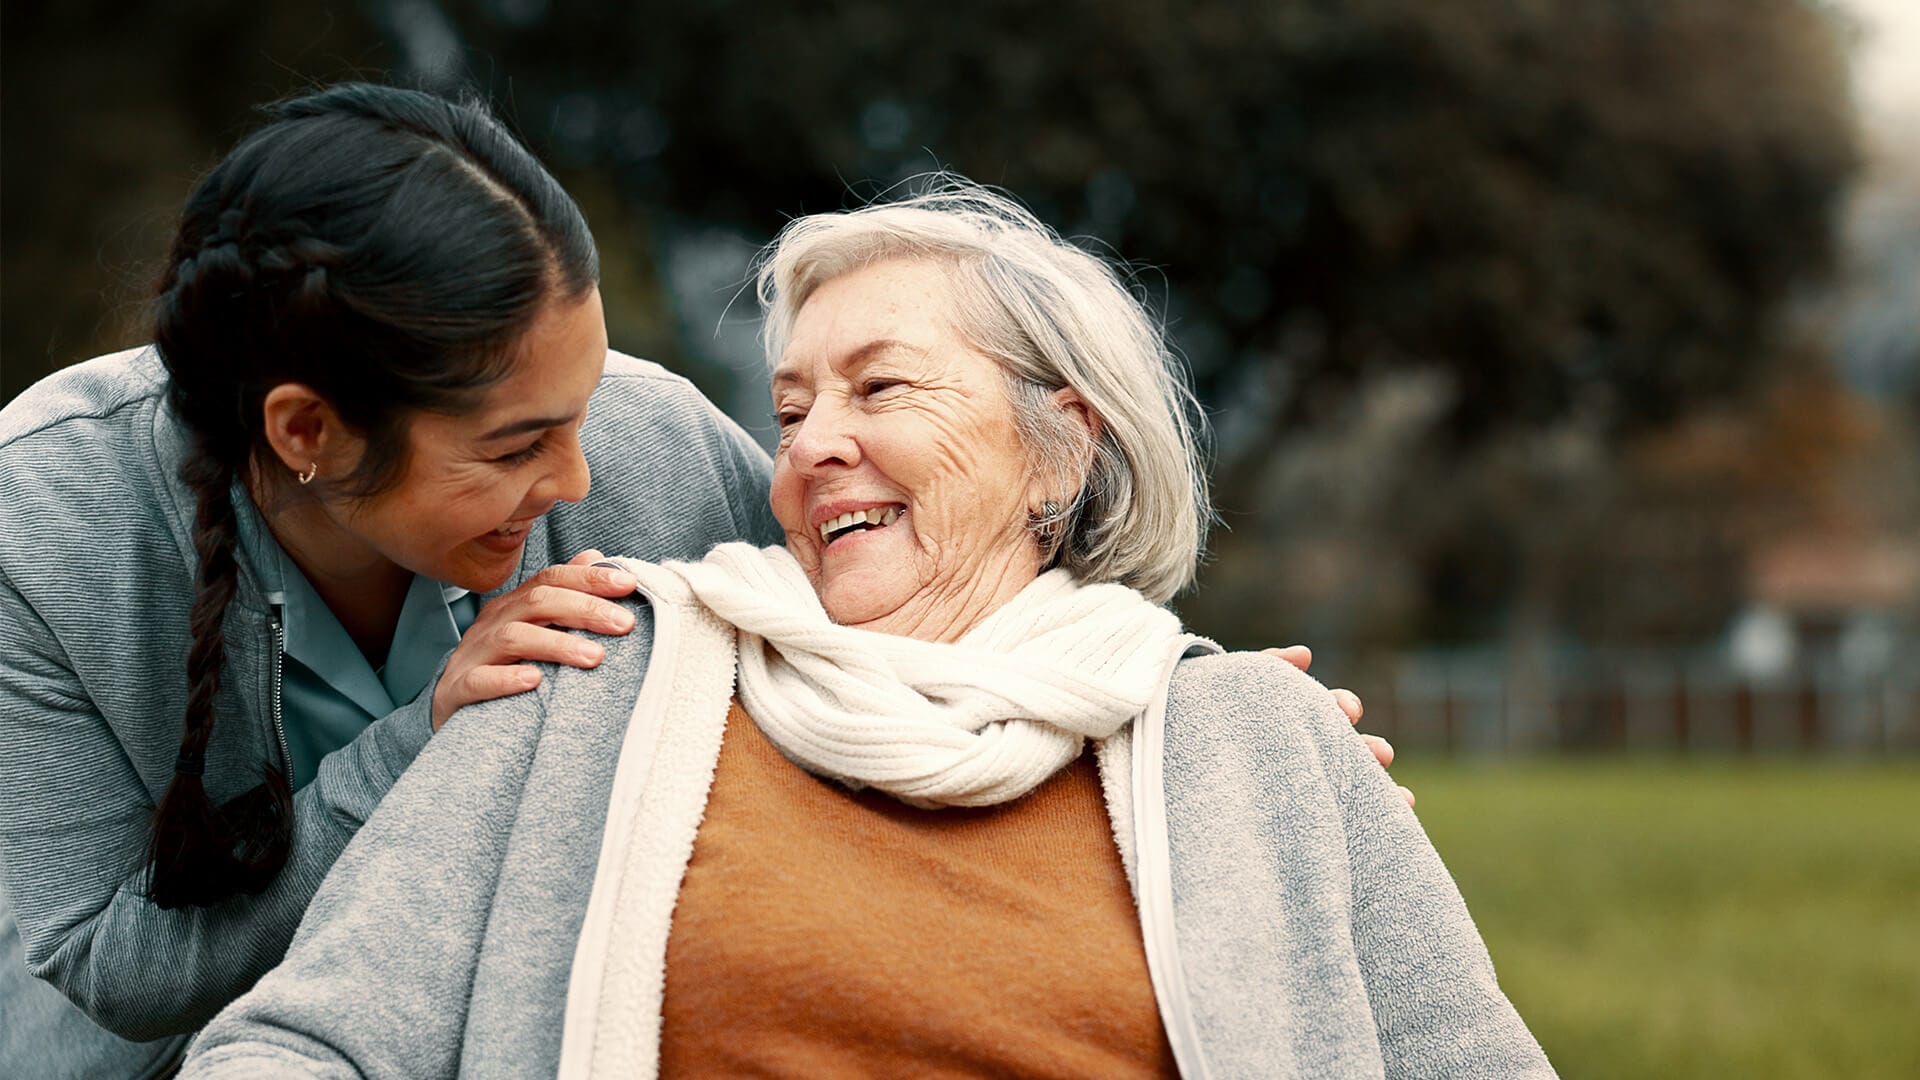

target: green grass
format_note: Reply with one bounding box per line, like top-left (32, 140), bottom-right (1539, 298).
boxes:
top-left (1391, 759), bottom-right (1920, 1079)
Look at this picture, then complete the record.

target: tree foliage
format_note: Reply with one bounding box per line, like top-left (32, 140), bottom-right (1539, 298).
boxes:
top-left (0, 2), bottom-right (382, 398)
top-left (444, 0), bottom-right (1857, 451)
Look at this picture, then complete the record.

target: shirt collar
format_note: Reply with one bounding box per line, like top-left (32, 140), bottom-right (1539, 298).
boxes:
top-left (381, 575), bottom-right (465, 706)
top-left (241, 525), bottom-right (469, 718)
top-left (271, 549), bottom-right (396, 718)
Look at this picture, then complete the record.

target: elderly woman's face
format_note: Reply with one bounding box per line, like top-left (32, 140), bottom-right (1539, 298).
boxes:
top-left (770, 258), bottom-right (1047, 641)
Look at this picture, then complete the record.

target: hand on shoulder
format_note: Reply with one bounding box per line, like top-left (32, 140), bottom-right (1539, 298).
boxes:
top-left (1260, 645), bottom-right (1414, 808)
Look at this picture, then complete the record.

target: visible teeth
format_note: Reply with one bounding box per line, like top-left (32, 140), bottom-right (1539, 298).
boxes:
top-left (819, 506), bottom-right (901, 541)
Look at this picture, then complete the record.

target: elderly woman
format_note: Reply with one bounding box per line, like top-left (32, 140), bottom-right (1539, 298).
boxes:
top-left (182, 185), bottom-right (1553, 1079)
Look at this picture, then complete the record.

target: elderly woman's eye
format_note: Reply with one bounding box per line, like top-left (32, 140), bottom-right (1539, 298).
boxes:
top-left (777, 409), bottom-right (806, 428)
top-left (862, 378), bottom-right (903, 396)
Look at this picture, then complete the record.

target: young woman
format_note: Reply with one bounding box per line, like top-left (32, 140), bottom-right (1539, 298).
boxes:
top-left (0, 83), bottom-right (777, 1076)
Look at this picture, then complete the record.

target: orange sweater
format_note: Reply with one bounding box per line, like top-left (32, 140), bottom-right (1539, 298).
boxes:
top-left (659, 699), bottom-right (1176, 1077)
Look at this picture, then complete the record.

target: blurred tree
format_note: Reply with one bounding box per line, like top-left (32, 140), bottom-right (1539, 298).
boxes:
top-left (440, 0), bottom-right (1856, 447)
top-left (5, 0), bottom-right (1858, 451)
top-left (0, 2), bottom-right (387, 399)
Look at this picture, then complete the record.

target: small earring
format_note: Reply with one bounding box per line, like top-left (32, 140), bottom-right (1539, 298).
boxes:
top-left (296, 462), bottom-right (318, 485)
top-left (1029, 499), bottom-right (1063, 542)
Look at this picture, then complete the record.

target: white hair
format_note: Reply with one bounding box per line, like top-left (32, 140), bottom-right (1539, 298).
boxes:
top-left (754, 178), bottom-right (1211, 602)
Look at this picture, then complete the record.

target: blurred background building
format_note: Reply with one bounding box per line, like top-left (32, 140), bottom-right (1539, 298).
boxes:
top-left (3, 3), bottom-right (1917, 1075)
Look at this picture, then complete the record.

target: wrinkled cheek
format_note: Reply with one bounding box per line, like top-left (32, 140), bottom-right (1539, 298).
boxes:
top-left (787, 538), bottom-right (822, 577)
top-left (800, 563), bottom-right (827, 597)
top-left (767, 467), bottom-right (805, 534)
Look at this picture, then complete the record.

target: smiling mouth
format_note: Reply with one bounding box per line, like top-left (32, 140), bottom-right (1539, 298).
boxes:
top-left (819, 505), bottom-right (902, 543)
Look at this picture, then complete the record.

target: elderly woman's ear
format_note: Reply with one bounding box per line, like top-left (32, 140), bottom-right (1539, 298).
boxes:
top-left (1044, 385), bottom-right (1102, 502)
top-left (1051, 386), bottom-right (1102, 442)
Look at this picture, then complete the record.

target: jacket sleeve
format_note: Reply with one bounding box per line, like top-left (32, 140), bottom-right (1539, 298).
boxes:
top-left (0, 568), bottom-right (437, 1040)
top-left (1322, 690), bottom-right (1558, 1077)
top-left (178, 657), bottom-right (558, 1078)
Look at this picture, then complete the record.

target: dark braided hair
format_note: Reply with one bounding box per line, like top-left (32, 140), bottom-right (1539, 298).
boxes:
top-left (146, 83), bottom-right (598, 909)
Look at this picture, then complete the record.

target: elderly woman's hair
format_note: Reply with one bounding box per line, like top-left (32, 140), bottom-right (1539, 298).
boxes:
top-left (755, 178), bottom-right (1210, 603)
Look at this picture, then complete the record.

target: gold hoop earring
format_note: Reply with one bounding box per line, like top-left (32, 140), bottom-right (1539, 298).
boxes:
top-left (296, 462), bottom-right (318, 485)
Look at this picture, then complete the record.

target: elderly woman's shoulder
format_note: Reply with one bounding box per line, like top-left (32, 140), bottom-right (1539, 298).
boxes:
top-left (1166, 651), bottom-right (1356, 748)
top-left (1162, 651), bottom-right (1375, 799)
top-left (1171, 648), bottom-right (1330, 699)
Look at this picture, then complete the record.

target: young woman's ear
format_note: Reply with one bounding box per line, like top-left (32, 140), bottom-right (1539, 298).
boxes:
top-left (259, 384), bottom-right (361, 486)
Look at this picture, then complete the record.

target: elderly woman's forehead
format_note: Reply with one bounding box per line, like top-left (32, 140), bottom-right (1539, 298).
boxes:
top-left (782, 264), bottom-right (958, 344)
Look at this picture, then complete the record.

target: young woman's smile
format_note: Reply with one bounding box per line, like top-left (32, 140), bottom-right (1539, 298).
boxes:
top-left (370, 289), bottom-right (608, 591)
top-left (276, 289), bottom-right (609, 596)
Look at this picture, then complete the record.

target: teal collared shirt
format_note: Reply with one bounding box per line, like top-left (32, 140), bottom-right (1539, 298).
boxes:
top-left (248, 535), bottom-right (479, 789)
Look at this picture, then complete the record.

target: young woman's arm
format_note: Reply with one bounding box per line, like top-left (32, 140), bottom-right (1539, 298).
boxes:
top-left (0, 570), bottom-right (436, 1039)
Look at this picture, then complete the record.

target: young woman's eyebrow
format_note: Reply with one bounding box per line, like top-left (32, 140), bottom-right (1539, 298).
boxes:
top-left (480, 412), bottom-right (575, 440)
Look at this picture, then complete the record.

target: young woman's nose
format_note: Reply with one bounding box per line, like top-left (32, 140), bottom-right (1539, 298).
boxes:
top-left (536, 428), bottom-right (593, 505)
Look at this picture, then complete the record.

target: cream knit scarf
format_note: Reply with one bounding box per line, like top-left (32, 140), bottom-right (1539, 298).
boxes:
top-left (659, 542), bottom-right (1188, 807)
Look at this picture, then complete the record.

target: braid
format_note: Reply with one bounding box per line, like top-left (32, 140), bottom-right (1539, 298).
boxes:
top-left (145, 225), bottom-right (301, 909)
top-left (182, 453), bottom-right (241, 754)
top-left (144, 446), bottom-right (293, 909)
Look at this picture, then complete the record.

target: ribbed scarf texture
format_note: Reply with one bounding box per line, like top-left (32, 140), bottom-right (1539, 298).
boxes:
top-left (660, 543), bottom-right (1187, 807)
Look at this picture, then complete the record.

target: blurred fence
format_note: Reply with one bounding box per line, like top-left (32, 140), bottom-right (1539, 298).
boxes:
top-left (1370, 651), bottom-right (1920, 755)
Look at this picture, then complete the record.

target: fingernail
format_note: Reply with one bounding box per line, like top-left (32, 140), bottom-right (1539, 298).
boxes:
top-left (576, 643), bottom-right (604, 665)
top-left (609, 607), bottom-right (635, 631)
